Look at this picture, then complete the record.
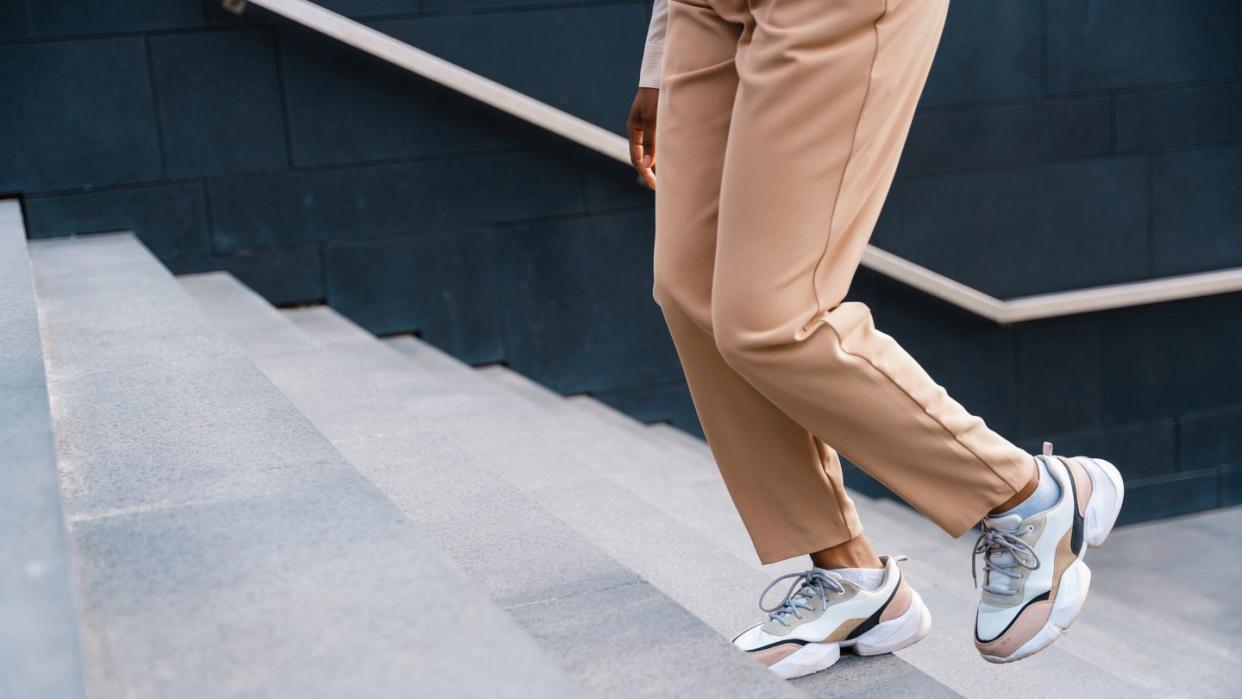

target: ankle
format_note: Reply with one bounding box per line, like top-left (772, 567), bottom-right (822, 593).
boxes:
top-left (809, 536), bottom-right (883, 570)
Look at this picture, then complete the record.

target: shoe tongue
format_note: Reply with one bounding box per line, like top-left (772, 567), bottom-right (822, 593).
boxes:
top-left (986, 513), bottom-right (1023, 532)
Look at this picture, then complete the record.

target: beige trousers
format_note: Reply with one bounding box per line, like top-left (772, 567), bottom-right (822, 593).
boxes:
top-left (653, 0), bottom-right (1033, 564)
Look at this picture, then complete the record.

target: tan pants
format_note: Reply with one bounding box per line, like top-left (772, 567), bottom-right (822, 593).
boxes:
top-left (653, 0), bottom-right (1033, 564)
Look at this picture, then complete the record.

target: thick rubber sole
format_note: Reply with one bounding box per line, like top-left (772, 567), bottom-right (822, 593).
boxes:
top-left (768, 590), bottom-right (932, 680)
top-left (1081, 457), bottom-right (1125, 548)
top-left (980, 457), bottom-right (1125, 664)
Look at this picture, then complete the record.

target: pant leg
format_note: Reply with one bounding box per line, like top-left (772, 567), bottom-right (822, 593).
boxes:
top-left (712, 0), bottom-right (1034, 538)
top-left (654, 0), bottom-right (863, 564)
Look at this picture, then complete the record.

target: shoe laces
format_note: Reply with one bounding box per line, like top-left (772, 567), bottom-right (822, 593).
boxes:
top-left (972, 523), bottom-right (1041, 595)
top-left (759, 569), bottom-right (846, 627)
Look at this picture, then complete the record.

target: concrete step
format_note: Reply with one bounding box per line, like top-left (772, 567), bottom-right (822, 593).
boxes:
top-left (178, 273), bottom-right (312, 357)
top-left (387, 332), bottom-right (954, 696)
top-left (0, 199), bottom-right (86, 699)
top-left (475, 385), bottom-right (1165, 698)
top-left (180, 279), bottom-right (801, 699)
top-left (645, 422), bottom-right (716, 467)
top-left (282, 305), bottom-right (376, 347)
top-left (465, 365), bottom-right (770, 565)
top-left (31, 239), bottom-right (577, 699)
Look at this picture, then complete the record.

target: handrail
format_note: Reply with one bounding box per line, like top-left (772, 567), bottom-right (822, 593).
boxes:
top-left (232, 0), bottom-right (1242, 323)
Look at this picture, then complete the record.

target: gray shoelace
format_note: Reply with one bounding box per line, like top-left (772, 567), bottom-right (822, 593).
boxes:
top-left (760, 570), bottom-right (846, 627)
top-left (972, 525), bottom-right (1041, 595)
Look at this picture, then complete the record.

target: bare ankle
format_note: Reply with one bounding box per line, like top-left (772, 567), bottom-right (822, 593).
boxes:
top-left (809, 535), bottom-right (883, 570)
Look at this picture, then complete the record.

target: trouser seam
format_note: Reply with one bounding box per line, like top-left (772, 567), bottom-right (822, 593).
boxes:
top-left (807, 0), bottom-right (887, 316)
top-left (822, 321), bottom-right (1026, 497)
top-left (810, 433), bottom-right (859, 538)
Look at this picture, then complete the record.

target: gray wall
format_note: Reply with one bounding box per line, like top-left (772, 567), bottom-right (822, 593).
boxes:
top-left (3, 0), bottom-right (1241, 524)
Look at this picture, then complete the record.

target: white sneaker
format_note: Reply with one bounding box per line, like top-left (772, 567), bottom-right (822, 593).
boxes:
top-left (733, 555), bottom-right (931, 679)
top-left (973, 442), bottom-right (1125, 663)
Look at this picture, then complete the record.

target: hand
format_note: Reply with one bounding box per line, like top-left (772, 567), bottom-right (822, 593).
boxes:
top-left (626, 87), bottom-right (659, 190)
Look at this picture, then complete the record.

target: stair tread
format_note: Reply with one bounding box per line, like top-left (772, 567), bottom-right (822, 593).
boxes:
top-left (283, 305), bottom-right (376, 347)
top-left (180, 287), bottom-right (800, 697)
top-left (445, 352), bottom-right (1223, 695)
top-left (1, 200), bottom-right (86, 699)
top-left (30, 236), bottom-right (576, 699)
top-left (178, 272), bottom-right (312, 357)
top-left (203, 282), bottom-right (1234, 696)
top-left (335, 320), bottom-right (955, 696)
top-left (382, 334), bottom-right (1157, 696)
top-left (260, 342), bottom-right (798, 698)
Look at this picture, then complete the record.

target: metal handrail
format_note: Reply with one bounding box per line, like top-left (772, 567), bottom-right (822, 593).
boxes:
top-left (232, 0), bottom-right (1242, 323)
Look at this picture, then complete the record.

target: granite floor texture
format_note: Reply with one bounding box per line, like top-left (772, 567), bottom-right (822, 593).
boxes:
top-left (6, 228), bottom-right (1241, 697)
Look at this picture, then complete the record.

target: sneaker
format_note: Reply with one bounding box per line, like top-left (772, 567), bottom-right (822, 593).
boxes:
top-left (733, 554), bottom-right (931, 679)
top-left (973, 442), bottom-right (1125, 663)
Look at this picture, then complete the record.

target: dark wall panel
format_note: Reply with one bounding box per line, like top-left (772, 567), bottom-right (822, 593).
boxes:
top-left (168, 246), bottom-right (325, 305)
top-left (901, 97), bottom-right (1111, 177)
top-left (499, 210), bottom-right (681, 394)
top-left (0, 2), bottom-right (29, 39)
top-left (875, 158), bottom-right (1149, 298)
top-left (207, 148), bottom-right (586, 252)
top-left (24, 182), bottom-right (209, 258)
top-left (279, 26), bottom-right (547, 167)
top-left (1117, 469), bottom-right (1221, 525)
top-left (324, 228), bottom-right (505, 363)
top-left (1223, 467), bottom-right (1242, 507)
top-left (921, 0), bottom-right (1041, 107)
top-left (1179, 406), bottom-right (1242, 472)
top-left (0, 38), bottom-right (162, 192)
top-left (1101, 293), bottom-right (1242, 425)
top-left (375, 5), bottom-right (648, 133)
top-left (30, 0), bottom-right (204, 37)
top-left (1045, 0), bottom-right (1237, 93)
top-left (1151, 145), bottom-right (1242, 275)
top-left (1014, 314), bottom-right (1103, 439)
top-left (1115, 83), bottom-right (1242, 152)
top-left (148, 29), bottom-right (289, 178)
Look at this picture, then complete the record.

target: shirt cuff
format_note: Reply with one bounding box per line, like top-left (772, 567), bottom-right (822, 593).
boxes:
top-left (639, 40), bottom-right (664, 89)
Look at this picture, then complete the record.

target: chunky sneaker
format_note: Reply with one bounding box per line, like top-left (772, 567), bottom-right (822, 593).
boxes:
top-left (973, 442), bottom-right (1125, 663)
top-left (733, 555), bottom-right (931, 679)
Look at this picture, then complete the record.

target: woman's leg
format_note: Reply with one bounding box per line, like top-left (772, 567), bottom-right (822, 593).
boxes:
top-left (712, 0), bottom-right (1035, 537)
top-left (654, 0), bottom-right (870, 565)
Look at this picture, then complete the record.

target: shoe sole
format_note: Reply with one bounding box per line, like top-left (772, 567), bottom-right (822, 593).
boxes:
top-left (769, 589), bottom-right (932, 680)
top-left (981, 457), bottom-right (1125, 664)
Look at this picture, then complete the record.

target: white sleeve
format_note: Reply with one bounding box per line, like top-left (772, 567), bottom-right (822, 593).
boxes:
top-left (638, 0), bottom-right (668, 89)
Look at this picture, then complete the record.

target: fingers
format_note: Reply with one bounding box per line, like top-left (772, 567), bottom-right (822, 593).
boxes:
top-left (640, 158), bottom-right (657, 189)
top-left (628, 123), bottom-right (646, 172)
top-left (640, 124), bottom-right (656, 189)
top-left (643, 124), bottom-right (655, 170)
top-left (626, 89), bottom-right (659, 190)
top-left (630, 135), bottom-right (656, 190)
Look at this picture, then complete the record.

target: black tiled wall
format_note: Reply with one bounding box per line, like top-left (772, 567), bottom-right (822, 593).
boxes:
top-left (3, 0), bottom-right (1240, 525)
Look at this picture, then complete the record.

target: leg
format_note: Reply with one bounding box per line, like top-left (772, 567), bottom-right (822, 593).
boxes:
top-left (713, 0), bottom-right (1034, 536)
top-left (654, 0), bottom-right (865, 564)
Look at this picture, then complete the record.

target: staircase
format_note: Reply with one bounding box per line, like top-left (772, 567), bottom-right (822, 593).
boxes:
top-left (6, 218), bottom-right (1240, 697)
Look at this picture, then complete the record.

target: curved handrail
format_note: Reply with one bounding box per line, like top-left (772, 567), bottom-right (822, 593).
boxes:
top-left (233, 0), bottom-right (1242, 323)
